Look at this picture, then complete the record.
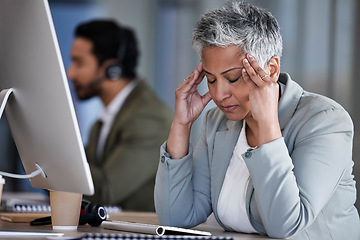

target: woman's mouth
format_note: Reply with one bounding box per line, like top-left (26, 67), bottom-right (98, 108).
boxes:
top-left (222, 105), bottom-right (237, 112)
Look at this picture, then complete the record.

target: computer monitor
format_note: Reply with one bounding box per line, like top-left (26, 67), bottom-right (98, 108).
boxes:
top-left (0, 0), bottom-right (94, 195)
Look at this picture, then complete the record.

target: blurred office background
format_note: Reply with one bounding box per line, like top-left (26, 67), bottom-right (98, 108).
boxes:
top-left (0, 0), bottom-right (359, 211)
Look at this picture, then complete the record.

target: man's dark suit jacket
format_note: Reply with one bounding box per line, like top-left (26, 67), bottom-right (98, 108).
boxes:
top-left (86, 80), bottom-right (172, 211)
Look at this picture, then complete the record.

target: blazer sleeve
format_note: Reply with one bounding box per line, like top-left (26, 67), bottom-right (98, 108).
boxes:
top-left (155, 116), bottom-right (213, 228)
top-left (243, 107), bottom-right (354, 238)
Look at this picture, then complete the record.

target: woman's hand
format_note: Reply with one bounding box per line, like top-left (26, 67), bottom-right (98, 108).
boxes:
top-left (167, 62), bottom-right (212, 159)
top-left (242, 54), bottom-right (281, 146)
top-left (174, 62), bottom-right (212, 126)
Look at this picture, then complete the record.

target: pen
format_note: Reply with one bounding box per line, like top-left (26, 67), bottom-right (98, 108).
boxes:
top-left (30, 216), bottom-right (51, 226)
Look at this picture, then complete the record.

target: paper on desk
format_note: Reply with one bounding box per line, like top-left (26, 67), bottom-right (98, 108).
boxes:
top-left (101, 220), bottom-right (212, 236)
top-left (0, 231), bottom-right (63, 237)
top-left (0, 212), bottom-right (49, 222)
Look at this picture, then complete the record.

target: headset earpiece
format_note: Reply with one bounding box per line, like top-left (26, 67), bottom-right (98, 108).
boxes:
top-left (105, 65), bottom-right (122, 80)
top-left (105, 29), bottom-right (127, 80)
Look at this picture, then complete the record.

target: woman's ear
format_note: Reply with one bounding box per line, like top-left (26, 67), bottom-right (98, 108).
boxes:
top-left (267, 56), bottom-right (280, 82)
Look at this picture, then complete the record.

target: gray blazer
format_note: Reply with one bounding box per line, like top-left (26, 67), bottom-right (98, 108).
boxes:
top-left (155, 73), bottom-right (360, 239)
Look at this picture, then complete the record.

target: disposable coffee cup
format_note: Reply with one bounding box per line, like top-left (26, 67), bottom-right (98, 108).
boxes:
top-left (0, 175), bottom-right (4, 203)
top-left (50, 190), bottom-right (82, 230)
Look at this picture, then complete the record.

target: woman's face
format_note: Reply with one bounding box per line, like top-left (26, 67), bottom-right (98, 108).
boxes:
top-left (202, 45), bottom-right (251, 121)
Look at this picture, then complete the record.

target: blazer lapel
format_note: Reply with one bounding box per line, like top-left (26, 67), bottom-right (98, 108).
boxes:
top-left (277, 73), bottom-right (304, 130)
top-left (211, 119), bottom-right (243, 211)
top-left (101, 81), bottom-right (145, 161)
top-left (86, 120), bottom-right (103, 165)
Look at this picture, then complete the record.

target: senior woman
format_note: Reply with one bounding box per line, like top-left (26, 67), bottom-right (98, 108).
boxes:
top-left (155, 1), bottom-right (360, 239)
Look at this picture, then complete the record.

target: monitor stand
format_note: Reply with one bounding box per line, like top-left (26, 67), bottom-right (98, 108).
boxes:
top-left (0, 88), bottom-right (83, 230)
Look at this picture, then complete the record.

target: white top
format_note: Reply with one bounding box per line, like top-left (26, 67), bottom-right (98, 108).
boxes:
top-left (217, 121), bottom-right (257, 233)
top-left (96, 80), bottom-right (138, 160)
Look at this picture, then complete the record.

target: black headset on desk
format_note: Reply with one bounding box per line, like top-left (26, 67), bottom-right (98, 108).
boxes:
top-left (79, 200), bottom-right (107, 227)
top-left (30, 200), bottom-right (107, 227)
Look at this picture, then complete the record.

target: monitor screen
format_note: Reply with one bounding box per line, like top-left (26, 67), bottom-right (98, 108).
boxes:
top-left (0, 0), bottom-right (94, 195)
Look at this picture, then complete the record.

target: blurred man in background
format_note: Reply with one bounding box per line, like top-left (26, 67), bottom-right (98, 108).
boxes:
top-left (67, 19), bottom-right (172, 211)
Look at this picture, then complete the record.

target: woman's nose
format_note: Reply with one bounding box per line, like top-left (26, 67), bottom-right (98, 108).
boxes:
top-left (214, 81), bottom-right (231, 101)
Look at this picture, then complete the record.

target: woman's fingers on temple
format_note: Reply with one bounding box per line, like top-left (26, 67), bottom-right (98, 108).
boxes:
top-left (179, 62), bottom-right (205, 96)
top-left (246, 54), bottom-right (267, 74)
top-left (243, 54), bottom-right (273, 87)
top-left (182, 67), bottom-right (197, 87)
top-left (242, 67), bottom-right (256, 89)
top-left (195, 70), bottom-right (205, 84)
top-left (193, 62), bottom-right (206, 83)
top-left (246, 54), bottom-right (271, 81)
top-left (243, 58), bottom-right (263, 87)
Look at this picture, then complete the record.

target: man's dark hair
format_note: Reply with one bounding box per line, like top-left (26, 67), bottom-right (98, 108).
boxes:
top-left (75, 19), bottom-right (138, 79)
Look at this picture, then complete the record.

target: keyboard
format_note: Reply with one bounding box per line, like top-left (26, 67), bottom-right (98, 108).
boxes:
top-left (82, 233), bottom-right (233, 240)
top-left (4, 203), bottom-right (121, 214)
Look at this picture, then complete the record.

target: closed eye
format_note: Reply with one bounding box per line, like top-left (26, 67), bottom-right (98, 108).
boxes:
top-left (227, 77), bottom-right (240, 83)
top-left (207, 78), bottom-right (216, 84)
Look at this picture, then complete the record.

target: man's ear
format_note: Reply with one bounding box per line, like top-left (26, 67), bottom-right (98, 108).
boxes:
top-left (267, 56), bottom-right (280, 82)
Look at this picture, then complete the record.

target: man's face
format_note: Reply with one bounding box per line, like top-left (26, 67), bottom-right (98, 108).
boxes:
top-left (67, 37), bottom-right (102, 100)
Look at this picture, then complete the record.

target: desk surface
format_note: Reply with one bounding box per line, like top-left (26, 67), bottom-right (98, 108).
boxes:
top-left (0, 211), bottom-right (276, 240)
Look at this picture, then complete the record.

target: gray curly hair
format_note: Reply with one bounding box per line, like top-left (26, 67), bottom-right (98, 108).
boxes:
top-left (192, 1), bottom-right (283, 68)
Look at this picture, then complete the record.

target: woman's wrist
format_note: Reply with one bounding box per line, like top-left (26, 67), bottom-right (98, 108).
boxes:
top-left (257, 119), bottom-right (282, 146)
top-left (166, 121), bottom-right (192, 159)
